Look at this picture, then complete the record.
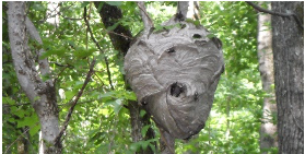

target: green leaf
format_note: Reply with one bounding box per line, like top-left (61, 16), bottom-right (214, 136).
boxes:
top-left (8, 117), bottom-right (16, 123)
top-left (122, 91), bottom-right (137, 101)
top-left (130, 142), bottom-right (141, 152)
top-left (3, 96), bottom-right (15, 105)
top-left (95, 2), bottom-right (104, 12)
top-left (14, 109), bottom-right (25, 118)
top-left (29, 124), bottom-right (40, 137)
top-left (32, 3), bottom-right (46, 11)
top-left (81, 2), bottom-right (90, 8)
top-left (73, 47), bottom-right (93, 59)
top-left (17, 113), bottom-right (39, 128)
top-left (90, 132), bottom-right (105, 143)
top-left (140, 109), bottom-right (146, 117)
top-left (113, 99), bottom-right (123, 115)
top-left (105, 1), bottom-right (122, 7)
top-left (141, 140), bottom-right (149, 150)
top-left (141, 125), bottom-right (151, 137)
top-left (153, 23), bottom-right (181, 33)
top-left (153, 25), bottom-right (165, 33)
top-left (185, 19), bottom-right (200, 26)
top-left (98, 91), bottom-right (115, 99)
top-left (207, 33), bottom-right (217, 38)
top-left (106, 22), bottom-right (120, 31)
top-left (40, 46), bottom-right (66, 59)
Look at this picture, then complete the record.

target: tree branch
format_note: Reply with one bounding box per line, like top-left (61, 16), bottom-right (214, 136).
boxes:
top-left (54, 58), bottom-right (96, 146)
top-left (176, 1), bottom-right (189, 21)
top-left (84, 6), bottom-right (114, 90)
top-left (246, 1), bottom-right (303, 29)
top-left (137, 2), bottom-right (154, 35)
top-left (25, 16), bottom-right (50, 76)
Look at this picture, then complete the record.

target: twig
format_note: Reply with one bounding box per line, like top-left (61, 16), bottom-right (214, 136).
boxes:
top-left (246, 2), bottom-right (303, 29)
top-left (83, 6), bottom-right (114, 90)
top-left (54, 63), bottom-right (72, 85)
top-left (137, 2), bottom-right (154, 36)
top-left (93, 71), bottom-right (105, 86)
top-left (3, 103), bottom-right (32, 107)
top-left (54, 58), bottom-right (96, 146)
top-left (108, 30), bottom-right (133, 40)
top-left (4, 125), bottom-right (34, 154)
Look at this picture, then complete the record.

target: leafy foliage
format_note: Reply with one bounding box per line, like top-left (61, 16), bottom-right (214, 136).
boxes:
top-left (2, 1), bottom-right (270, 154)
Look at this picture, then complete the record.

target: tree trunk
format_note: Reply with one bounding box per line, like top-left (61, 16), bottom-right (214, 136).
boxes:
top-left (7, 2), bottom-right (62, 153)
top-left (257, 2), bottom-right (277, 153)
top-left (93, 2), bottom-right (156, 154)
top-left (271, 2), bottom-right (304, 154)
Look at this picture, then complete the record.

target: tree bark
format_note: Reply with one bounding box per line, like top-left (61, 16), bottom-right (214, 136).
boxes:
top-left (7, 2), bottom-right (61, 153)
top-left (94, 2), bottom-right (132, 56)
top-left (271, 2), bottom-right (304, 154)
top-left (257, 2), bottom-right (278, 153)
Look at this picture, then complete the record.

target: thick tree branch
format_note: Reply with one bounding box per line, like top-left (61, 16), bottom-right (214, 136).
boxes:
top-left (137, 2), bottom-right (154, 35)
top-left (246, 1), bottom-right (303, 29)
top-left (84, 6), bottom-right (114, 90)
top-left (54, 58), bottom-right (96, 146)
top-left (8, 2), bottom-right (37, 102)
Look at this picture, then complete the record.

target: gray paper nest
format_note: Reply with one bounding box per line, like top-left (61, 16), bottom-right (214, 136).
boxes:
top-left (124, 21), bottom-right (224, 140)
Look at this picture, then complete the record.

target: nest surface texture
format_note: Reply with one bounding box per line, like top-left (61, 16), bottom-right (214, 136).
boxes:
top-left (124, 21), bottom-right (224, 140)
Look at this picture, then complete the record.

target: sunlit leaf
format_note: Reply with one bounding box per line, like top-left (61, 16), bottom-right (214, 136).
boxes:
top-left (29, 124), bottom-right (41, 137)
top-left (113, 99), bottom-right (123, 115)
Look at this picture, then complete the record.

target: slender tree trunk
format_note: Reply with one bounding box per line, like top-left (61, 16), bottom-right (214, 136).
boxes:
top-left (271, 2), bottom-right (304, 154)
top-left (7, 2), bottom-right (62, 153)
top-left (257, 2), bottom-right (277, 153)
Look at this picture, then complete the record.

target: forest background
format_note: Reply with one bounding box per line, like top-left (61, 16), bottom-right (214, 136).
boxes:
top-left (2, 1), bottom-right (303, 154)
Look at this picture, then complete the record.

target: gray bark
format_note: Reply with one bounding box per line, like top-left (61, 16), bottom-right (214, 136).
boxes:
top-left (177, 1), bottom-right (189, 21)
top-left (137, 2), bottom-right (154, 36)
top-left (7, 2), bottom-right (61, 154)
top-left (257, 3), bottom-right (278, 153)
top-left (271, 2), bottom-right (304, 154)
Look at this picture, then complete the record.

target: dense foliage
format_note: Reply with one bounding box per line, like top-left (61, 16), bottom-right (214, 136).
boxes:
top-left (3, 2), bottom-right (268, 154)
